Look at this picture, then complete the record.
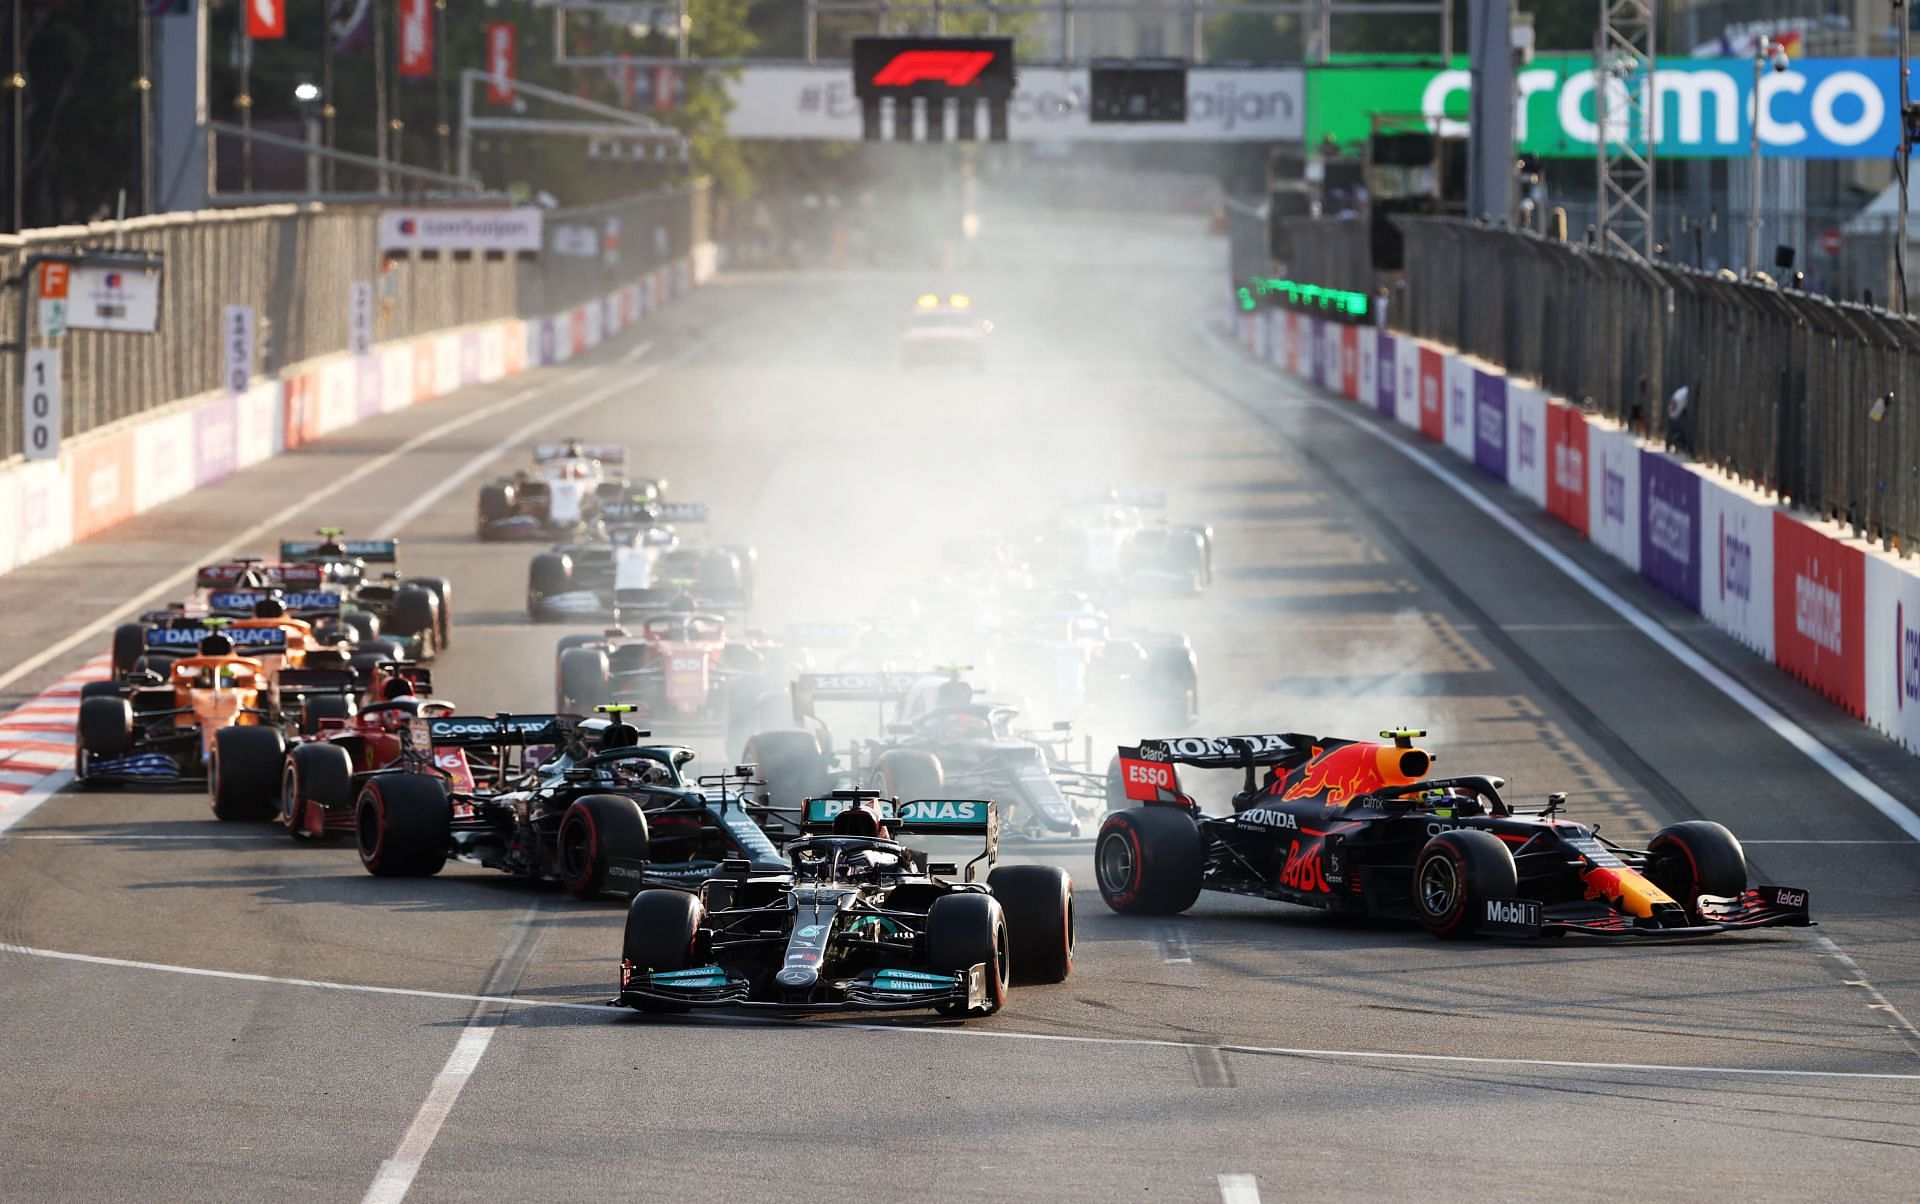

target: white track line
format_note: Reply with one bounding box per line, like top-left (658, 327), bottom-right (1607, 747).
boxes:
top-left (1200, 320), bottom-right (1920, 843)
top-left (362, 901), bottom-right (548, 1204)
top-left (1, 833), bottom-right (277, 841)
top-left (0, 771), bottom-right (74, 837)
top-left (5, 940), bottom-right (1918, 1084)
top-left (1218, 1174), bottom-right (1262, 1204)
top-left (0, 337), bottom-right (685, 698)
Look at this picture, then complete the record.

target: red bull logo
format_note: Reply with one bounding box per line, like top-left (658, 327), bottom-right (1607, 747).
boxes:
top-left (1276, 741), bottom-right (1430, 804)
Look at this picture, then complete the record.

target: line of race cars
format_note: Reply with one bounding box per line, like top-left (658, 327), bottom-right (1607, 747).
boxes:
top-left (62, 430), bottom-right (1817, 1022)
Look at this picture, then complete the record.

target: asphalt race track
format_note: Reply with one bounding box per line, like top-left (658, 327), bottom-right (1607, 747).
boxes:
top-left (3, 207), bottom-right (1919, 1201)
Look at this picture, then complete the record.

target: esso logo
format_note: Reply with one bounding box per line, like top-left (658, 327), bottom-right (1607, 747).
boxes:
top-left (1126, 761), bottom-right (1174, 789)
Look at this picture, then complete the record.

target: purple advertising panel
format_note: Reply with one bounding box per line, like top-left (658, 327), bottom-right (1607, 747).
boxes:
top-left (1472, 369), bottom-right (1507, 480)
top-left (191, 395), bottom-right (239, 487)
top-left (1376, 332), bottom-right (1397, 417)
top-left (1640, 450), bottom-right (1702, 610)
top-left (537, 318), bottom-right (558, 367)
top-left (356, 355), bottom-right (384, 419)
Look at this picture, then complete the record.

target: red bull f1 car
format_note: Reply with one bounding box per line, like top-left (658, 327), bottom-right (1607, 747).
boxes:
top-left (1096, 731), bottom-right (1813, 939)
top-left (616, 792), bottom-right (1072, 1018)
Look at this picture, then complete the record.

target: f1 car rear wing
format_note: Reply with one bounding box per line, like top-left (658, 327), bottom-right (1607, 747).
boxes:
top-left (614, 585), bottom-right (747, 614)
top-left (1065, 486), bottom-right (1166, 508)
top-left (414, 713), bottom-right (576, 748)
top-left (206, 590), bottom-right (341, 616)
top-left (790, 671), bottom-right (920, 722)
top-left (656, 501), bottom-right (707, 523)
top-left (279, 538), bottom-right (399, 563)
top-left (273, 667), bottom-right (357, 696)
top-left (799, 794), bottom-right (998, 877)
top-left (785, 619), bottom-right (927, 649)
top-left (534, 441), bottom-right (625, 465)
top-left (1129, 734), bottom-right (1303, 770)
top-left (144, 624), bottom-right (289, 651)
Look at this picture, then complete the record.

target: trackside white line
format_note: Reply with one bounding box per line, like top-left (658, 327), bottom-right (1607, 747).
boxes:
top-left (1813, 935), bottom-right (1920, 1051)
top-left (369, 339), bottom-right (659, 538)
top-left (0, 938), bottom-right (604, 1012)
top-left (1, 833), bottom-right (278, 841)
top-left (362, 901), bottom-right (548, 1204)
top-left (1218, 1174), bottom-right (1262, 1204)
top-left (1200, 320), bottom-right (1920, 843)
top-left (0, 771), bottom-right (75, 837)
top-left (4, 940), bottom-right (1918, 1084)
top-left (0, 338), bottom-right (684, 699)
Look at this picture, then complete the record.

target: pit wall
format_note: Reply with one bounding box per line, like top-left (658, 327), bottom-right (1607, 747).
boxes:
top-left (1236, 306), bottom-right (1920, 757)
top-left (0, 251), bottom-right (714, 580)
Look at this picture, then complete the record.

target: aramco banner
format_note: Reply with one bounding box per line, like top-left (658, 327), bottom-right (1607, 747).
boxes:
top-left (1308, 55), bottom-right (1905, 158)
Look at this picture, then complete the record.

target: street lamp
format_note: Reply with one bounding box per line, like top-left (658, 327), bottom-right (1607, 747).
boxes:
top-left (1747, 34), bottom-right (1789, 277)
top-left (294, 75), bottom-right (324, 196)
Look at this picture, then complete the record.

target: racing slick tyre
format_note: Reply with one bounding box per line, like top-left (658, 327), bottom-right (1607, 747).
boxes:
top-left (300, 693), bottom-right (354, 732)
top-left (723, 545), bottom-right (758, 597)
top-left (987, 865), bottom-right (1074, 984)
top-left (282, 742), bottom-right (354, 840)
top-left (80, 680), bottom-right (123, 702)
top-left (1146, 645), bottom-right (1200, 729)
top-left (557, 794), bottom-right (651, 901)
top-left (528, 553), bottom-right (573, 618)
top-left (928, 893), bottom-right (1010, 1018)
top-left (388, 586), bottom-right (440, 655)
top-left (697, 549), bottom-right (743, 595)
top-left (1163, 530), bottom-right (1209, 594)
top-left (411, 577), bottom-right (454, 650)
top-left (742, 730), bottom-right (831, 810)
top-left (348, 651), bottom-right (387, 689)
top-left (1095, 807), bottom-right (1204, 916)
top-left (1412, 830), bottom-right (1519, 939)
top-left (210, 726), bottom-right (288, 823)
top-left (872, 749), bottom-right (944, 804)
top-left (355, 773), bottom-right (452, 877)
top-left (343, 612), bottom-right (382, 644)
top-left (478, 483), bottom-right (516, 530)
top-left (111, 623), bottom-right (148, 676)
top-left (76, 696), bottom-right (132, 785)
top-left (1647, 820), bottom-right (1748, 920)
top-left (723, 675), bottom-right (772, 759)
top-left (622, 890), bottom-right (705, 1013)
top-left (558, 647), bottom-right (611, 714)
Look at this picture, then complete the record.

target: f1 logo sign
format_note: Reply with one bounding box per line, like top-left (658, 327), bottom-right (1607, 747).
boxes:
top-left (871, 50), bottom-right (995, 88)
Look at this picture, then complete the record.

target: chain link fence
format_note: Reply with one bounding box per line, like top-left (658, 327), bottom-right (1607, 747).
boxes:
top-left (0, 183), bottom-right (709, 460)
top-left (1388, 217), bottom-right (1920, 554)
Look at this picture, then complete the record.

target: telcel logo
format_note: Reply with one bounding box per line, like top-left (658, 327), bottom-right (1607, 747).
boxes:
top-left (1793, 568), bottom-right (1844, 655)
top-left (1602, 466), bottom-right (1627, 524)
top-left (1553, 443), bottom-right (1583, 494)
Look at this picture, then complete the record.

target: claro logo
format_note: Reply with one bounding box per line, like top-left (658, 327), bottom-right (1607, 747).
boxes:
top-left (1647, 493), bottom-right (1692, 565)
top-left (1793, 567), bottom-right (1844, 655)
top-left (1898, 602), bottom-right (1920, 712)
top-left (1517, 417), bottom-right (1537, 471)
top-left (1719, 514), bottom-right (1752, 603)
top-left (1602, 466), bottom-right (1627, 525)
top-left (1553, 442), bottom-right (1583, 494)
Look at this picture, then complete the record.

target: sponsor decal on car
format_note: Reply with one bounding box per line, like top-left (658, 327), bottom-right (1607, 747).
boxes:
top-left (1238, 807), bottom-right (1298, 830)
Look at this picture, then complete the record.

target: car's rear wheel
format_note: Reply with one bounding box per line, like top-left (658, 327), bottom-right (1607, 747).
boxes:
top-left (558, 647), bottom-right (610, 714)
top-left (872, 749), bottom-right (943, 804)
top-left (557, 794), bottom-right (650, 900)
top-left (928, 893), bottom-right (1010, 1017)
top-left (743, 730), bottom-right (830, 810)
top-left (355, 774), bottom-right (451, 876)
top-left (412, 577), bottom-right (454, 650)
top-left (622, 890), bottom-right (705, 1013)
top-left (1412, 830), bottom-right (1517, 939)
top-left (389, 587), bottom-right (439, 655)
top-left (527, 553), bottom-right (573, 618)
top-left (988, 865), bottom-right (1074, 984)
top-left (1648, 820), bottom-right (1747, 921)
top-left (300, 692), bottom-right (354, 733)
top-left (111, 623), bottom-right (148, 676)
top-left (283, 742), bottom-right (354, 839)
top-left (1095, 807), bottom-right (1203, 915)
top-left (210, 726), bottom-right (287, 822)
top-left (478, 483), bottom-right (515, 526)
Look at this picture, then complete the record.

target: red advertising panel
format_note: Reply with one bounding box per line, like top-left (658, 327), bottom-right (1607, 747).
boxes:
top-left (398, 0), bottom-right (434, 79)
top-left (1338, 326), bottom-right (1359, 400)
top-left (486, 23), bottom-right (517, 104)
top-left (1546, 402), bottom-right (1590, 536)
top-left (70, 433), bottom-right (136, 540)
top-left (1417, 347), bottom-right (1444, 442)
top-left (245, 0), bottom-right (286, 40)
top-left (1773, 512), bottom-right (1866, 717)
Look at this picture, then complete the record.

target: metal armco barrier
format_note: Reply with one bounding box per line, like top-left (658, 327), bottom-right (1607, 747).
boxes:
top-left (1274, 215), bottom-right (1920, 555)
top-left (0, 184), bottom-right (709, 461)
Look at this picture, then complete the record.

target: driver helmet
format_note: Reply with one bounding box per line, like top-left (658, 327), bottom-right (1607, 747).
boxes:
top-left (668, 593), bottom-right (698, 614)
top-left (601, 719), bottom-right (642, 749)
top-left (840, 846), bottom-right (901, 881)
top-left (315, 537), bottom-right (348, 559)
top-left (381, 676), bottom-right (415, 701)
top-left (935, 678), bottom-right (974, 709)
top-left (251, 597), bottom-right (287, 619)
top-left (197, 633), bottom-right (235, 657)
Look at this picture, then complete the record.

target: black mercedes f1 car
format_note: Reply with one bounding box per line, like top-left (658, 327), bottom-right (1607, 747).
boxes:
top-left (616, 792), bottom-right (1073, 1017)
top-left (1096, 731), bottom-right (1813, 939)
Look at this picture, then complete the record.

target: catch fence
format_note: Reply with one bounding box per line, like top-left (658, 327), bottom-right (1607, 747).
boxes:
top-left (0, 183), bottom-right (709, 459)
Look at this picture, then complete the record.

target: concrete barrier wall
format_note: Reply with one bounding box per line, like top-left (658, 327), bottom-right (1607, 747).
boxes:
top-left (1241, 310), bottom-right (1920, 757)
top-left (0, 249), bottom-right (714, 581)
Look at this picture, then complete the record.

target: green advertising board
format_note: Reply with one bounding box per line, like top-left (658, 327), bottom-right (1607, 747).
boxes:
top-left (1307, 55), bottom-right (1904, 159)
